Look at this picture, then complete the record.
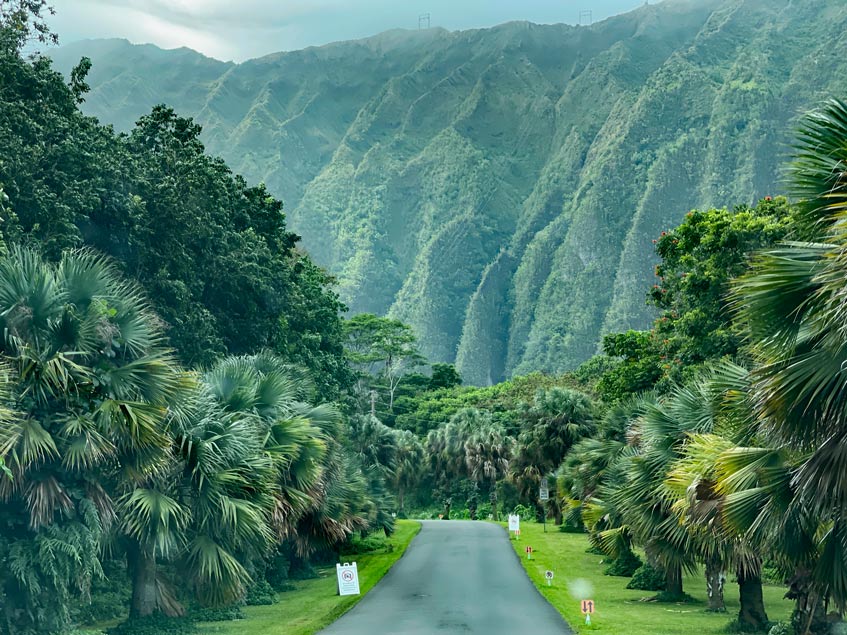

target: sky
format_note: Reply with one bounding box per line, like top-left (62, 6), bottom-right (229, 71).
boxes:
top-left (49, 0), bottom-right (650, 62)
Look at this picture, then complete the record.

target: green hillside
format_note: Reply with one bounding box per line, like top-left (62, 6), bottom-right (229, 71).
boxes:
top-left (51, 0), bottom-right (847, 384)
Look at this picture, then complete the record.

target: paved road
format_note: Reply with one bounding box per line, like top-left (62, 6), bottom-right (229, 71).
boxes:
top-left (319, 520), bottom-right (573, 634)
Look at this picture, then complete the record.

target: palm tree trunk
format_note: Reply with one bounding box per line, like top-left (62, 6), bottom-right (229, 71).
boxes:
top-left (128, 541), bottom-right (158, 618)
top-left (490, 489), bottom-right (498, 522)
top-left (737, 563), bottom-right (768, 630)
top-left (786, 567), bottom-right (826, 635)
top-left (704, 559), bottom-right (726, 612)
top-left (665, 563), bottom-right (683, 598)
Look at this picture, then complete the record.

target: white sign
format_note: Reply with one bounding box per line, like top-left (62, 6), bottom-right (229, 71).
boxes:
top-left (336, 562), bottom-right (360, 596)
top-left (539, 480), bottom-right (549, 501)
top-left (545, 570), bottom-right (554, 580)
top-left (508, 514), bottom-right (520, 532)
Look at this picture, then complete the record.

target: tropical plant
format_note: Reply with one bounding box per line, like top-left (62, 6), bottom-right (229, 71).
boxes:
top-left (0, 247), bottom-right (184, 634)
top-left (464, 421), bottom-right (515, 522)
top-left (510, 388), bottom-right (594, 523)
top-left (727, 98), bottom-right (847, 632)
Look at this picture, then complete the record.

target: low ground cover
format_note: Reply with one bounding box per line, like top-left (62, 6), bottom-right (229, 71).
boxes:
top-left (505, 522), bottom-right (793, 635)
top-left (198, 520), bottom-right (421, 635)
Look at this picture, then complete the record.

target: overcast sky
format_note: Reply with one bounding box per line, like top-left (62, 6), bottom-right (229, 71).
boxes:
top-left (48, 0), bottom-right (649, 62)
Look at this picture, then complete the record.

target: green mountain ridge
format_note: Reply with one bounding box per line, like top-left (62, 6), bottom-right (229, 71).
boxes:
top-left (50, 0), bottom-right (847, 385)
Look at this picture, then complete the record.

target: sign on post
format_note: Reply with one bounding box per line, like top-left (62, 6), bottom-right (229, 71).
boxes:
top-left (336, 562), bottom-right (360, 596)
top-left (545, 570), bottom-right (554, 586)
top-left (525, 545), bottom-right (533, 559)
top-left (581, 599), bottom-right (595, 625)
top-left (539, 480), bottom-right (549, 501)
top-left (508, 514), bottom-right (520, 538)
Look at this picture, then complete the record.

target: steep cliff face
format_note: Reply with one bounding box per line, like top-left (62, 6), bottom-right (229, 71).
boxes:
top-left (52, 0), bottom-right (847, 384)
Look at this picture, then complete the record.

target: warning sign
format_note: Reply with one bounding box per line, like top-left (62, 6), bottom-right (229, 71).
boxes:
top-left (581, 599), bottom-right (595, 614)
top-left (336, 562), bottom-right (360, 596)
top-left (508, 514), bottom-right (520, 532)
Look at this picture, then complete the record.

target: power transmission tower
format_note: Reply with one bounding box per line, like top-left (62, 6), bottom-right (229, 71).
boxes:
top-left (578, 9), bottom-right (593, 25)
top-left (418, 13), bottom-right (431, 29)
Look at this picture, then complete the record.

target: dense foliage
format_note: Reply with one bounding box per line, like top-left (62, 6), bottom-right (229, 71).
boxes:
top-left (6, 3), bottom-right (847, 635)
top-left (0, 9), bottom-right (386, 634)
top-left (49, 0), bottom-right (847, 384)
top-left (338, 96), bottom-right (847, 635)
top-left (0, 24), bottom-right (349, 396)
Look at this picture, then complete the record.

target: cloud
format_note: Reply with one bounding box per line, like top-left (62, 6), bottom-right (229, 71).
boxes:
top-left (50, 0), bottom-right (647, 62)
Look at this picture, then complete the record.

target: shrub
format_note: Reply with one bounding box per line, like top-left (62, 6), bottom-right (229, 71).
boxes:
top-left (766, 623), bottom-right (791, 635)
top-left (558, 523), bottom-right (585, 533)
top-left (265, 551), bottom-right (291, 591)
top-left (511, 504), bottom-right (535, 520)
top-left (189, 604), bottom-right (245, 622)
top-left (106, 615), bottom-right (195, 635)
top-left (342, 533), bottom-right (387, 555)
top-left (245, 579), bottom-right (277, 606)
top-left (603, 549), bottom-right (642, 577)
top-left (626, 564), bottom-right (666, 591)
top-left (72, 561), bottom-right (131, 625)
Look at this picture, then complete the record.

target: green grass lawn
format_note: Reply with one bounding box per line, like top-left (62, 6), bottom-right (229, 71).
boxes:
top-left (198, 520), bottom-right (421, 635)
top-left (505, 522), bottom-right (792, 635)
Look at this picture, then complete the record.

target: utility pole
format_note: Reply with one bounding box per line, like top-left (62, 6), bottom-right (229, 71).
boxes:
top-left (418, 13), bottom-right (431, 29)
top-left (370, 390), bottom-right (377, 417)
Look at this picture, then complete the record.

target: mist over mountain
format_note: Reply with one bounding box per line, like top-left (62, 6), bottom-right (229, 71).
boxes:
top-left (51, 0), bottom-right (847, 385)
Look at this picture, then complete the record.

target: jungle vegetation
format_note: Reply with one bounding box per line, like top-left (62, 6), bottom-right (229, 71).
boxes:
top-left (4, 2), bottom-right (847, 635)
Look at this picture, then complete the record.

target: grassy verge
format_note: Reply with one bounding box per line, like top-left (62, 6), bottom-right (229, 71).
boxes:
top-left (505, 522), bottom-right (792, 635)
top-left (198, 520), bottom-right (421, 635)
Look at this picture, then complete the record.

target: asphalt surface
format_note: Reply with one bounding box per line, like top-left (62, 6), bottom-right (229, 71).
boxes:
top-left (319, 520), bottom-right (573, 634)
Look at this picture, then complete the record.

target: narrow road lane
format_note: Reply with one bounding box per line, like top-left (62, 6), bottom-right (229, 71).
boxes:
top-left (319, 520), bottom-right (573, 634)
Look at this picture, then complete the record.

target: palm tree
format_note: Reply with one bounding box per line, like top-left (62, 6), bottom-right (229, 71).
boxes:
top-left (391, 429), bottom-right (423, 513)
top-left (511, 388), bottom-right (594, 523)
top-left (730, 98), bottom-right (847, 626)
top-left (672, 364), bottom-right (819, 632)
top-left (604, 381), bottom-right (723, 598)
top-left (663, 364), bottom-right (773, 625)
top-left (558, 397), bottom-right (637, 532)
top-left (0, 248), bottom-right (183, 631)
top-left (464, 420), bottom-right (515, 522)
top-left (203, 353), bottom-right (337, 541)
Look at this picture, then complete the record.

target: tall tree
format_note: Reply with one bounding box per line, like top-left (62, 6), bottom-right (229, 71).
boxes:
top-left (730, 98), bottom-right (847, 628)
top-left (0, 248), bottom-right (183, 634)
top-left (510, 388), bottom-right (594, 522)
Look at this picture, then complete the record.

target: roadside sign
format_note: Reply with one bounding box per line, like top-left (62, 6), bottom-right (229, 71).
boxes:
top-left (545, 570), bottom-right (554, 586)
top-left (336, 562), bottom-right (360, 596)
top-left (539, 480), bottom-right (549, 501)
top-left (581, 599), bottom-right (595, 614)
top-left (508, 514), bottom-right (520, 536)
top-left (525, 545), bottom-right (532, 559)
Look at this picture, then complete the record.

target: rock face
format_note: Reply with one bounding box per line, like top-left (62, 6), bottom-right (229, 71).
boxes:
top-left (51, 0), bottom-right (847, 384)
